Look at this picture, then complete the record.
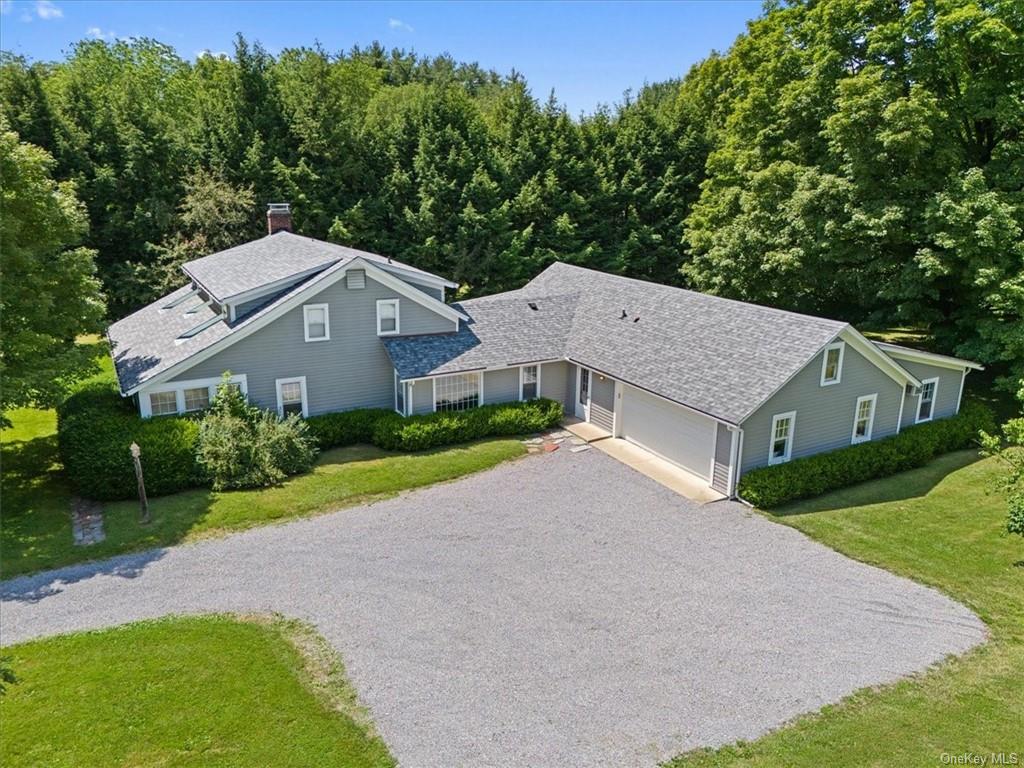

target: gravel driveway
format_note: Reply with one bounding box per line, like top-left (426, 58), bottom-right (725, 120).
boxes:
top-left (1, 448), bottom-right (986, 767)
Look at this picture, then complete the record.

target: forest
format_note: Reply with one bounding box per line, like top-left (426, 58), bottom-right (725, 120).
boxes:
top-left (2, 0), bottom-right (1022, 411)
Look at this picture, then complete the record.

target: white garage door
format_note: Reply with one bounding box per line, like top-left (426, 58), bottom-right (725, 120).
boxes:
top-left (620, 385), bottom-right (716, 480)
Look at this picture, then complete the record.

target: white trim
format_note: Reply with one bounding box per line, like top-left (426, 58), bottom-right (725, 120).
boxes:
top-left (732, 428), bottom-right (745, 498)
top-left (841, 328), bottom-right (921, 387)
top-left (896, 382), bottom-right (907, 434)
top-left (575, 365), bottom-right (590, 421)
top-left (275, 376), bottom-right (309, 418)
top-left (875, 342), bottom-right (984, 371)
top-left (955, 369), bottom-right (968, 413)
top-left (303, 303), bottom-right (330, 342)
top-left (709, 422), bottom-right (719, 481)
top-left (726, 426), bottom-right (742, 496)
top-left (851, 393), bottom-right (877, 444)
top-left (139, 374), bottom-right (248, 418)
top-left (915, 377), bottom-right (939, 424)
top-left (479, 371), bottom-right (485, 405)
top-left (375, 262), bottom-right (458, 290)
top-left (768, 411), bottom-right (796, 465)
top-left (612, 379), bottom-right (624, 437)
top-left (432, 378), bottom-right (437, 412)
top-left (518, 364), bottom-right (541, 401)
top-left (126, 256), bottom-right (466, 396)
top-left (819, 341), bottom-right (845, 386)
top-left (376, 298), bottom-right (400, 336)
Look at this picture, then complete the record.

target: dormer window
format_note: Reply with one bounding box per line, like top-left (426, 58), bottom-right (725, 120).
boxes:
top-left (303, 304), bottom-right (330, 342)
top-left (377, 299), bottom-right (400, 336)
top-left (820, 342), bottom-right (845, 386)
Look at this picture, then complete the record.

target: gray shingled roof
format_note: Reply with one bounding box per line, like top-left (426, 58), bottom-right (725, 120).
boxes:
top-left (384, 263), bottom-right (850, 424)
top-left (183, 231), bottom-right (453, 301)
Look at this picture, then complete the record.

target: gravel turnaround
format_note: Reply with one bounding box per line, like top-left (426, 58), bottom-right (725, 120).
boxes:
top-left (1, 448), bottom-right (986, 768)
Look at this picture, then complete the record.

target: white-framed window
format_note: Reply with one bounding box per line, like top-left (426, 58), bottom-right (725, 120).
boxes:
top-left (434, 372), bottom-right (480, 412)
top-left (183, 386), bottom-right (211, 413)
top-left (820, 342), bottom-right (845, 386)
top-left (916, 377), bottom-right (939, 423)
top-left (377, 299), bottom-right (400, 336)
top-left (520, 364), bottom-right (540, 400)
top-left (149, 390), bottom-right (179, 416)
top-left (141, 374), bottom-right (248, 418)
top-left (394, 371), bottom-right (406, 416)
top-left (276, 376), bottom-right (308, 418)
top-left (768, 411), bottom-right (796, 465)
top-left (851, 393), bottom-right (877, 444)
top-left (303, 303), bottom-right (330, 342)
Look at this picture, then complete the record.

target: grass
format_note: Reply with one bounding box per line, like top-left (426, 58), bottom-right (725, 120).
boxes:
top-left (666, 450), bottom-right (1024, 766)
top-left (0, 614), bottom-right (395, 768)
top-left (3, 438), bottom-right (524, 579)
top-left (1, 335), bottom-right (526, 578)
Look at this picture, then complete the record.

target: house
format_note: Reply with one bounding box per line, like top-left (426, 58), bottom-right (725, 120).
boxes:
top-left (108, 204), bottom-right (983, 499)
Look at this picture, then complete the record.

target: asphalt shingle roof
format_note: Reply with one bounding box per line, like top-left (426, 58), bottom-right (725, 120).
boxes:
top-left (183, 231), bottom-right (450, 301)
top-left (384, 263), bottom-right (850, 424)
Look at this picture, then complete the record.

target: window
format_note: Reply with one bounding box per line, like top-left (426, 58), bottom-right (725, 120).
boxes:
top-left (183, 386), bottom-right (211, 413)
top-left (579, 368), bottom-right (590, 405)
top-left (276, 377), bottom-right (308, 418)
top-left (303, 304), bottom-right (330, 342)
top-left (820, 342), bottom-right (845, 386)
top-left (395, 372), bottom-right (405, 416)
top-left (851, 394), bottom-right (877, 444)
top-left (520, 365), bottom-right (539, 400)
top-left (916, 377), bottom-right (938, 423)
top-left (149, 391), bottom-right (178, 416)
top-left (768, 411), bottom-right (796, 465)
top-left (435, 373), bottom-right (480, 412)
top-left (377, 299), bottom-right (399, 336)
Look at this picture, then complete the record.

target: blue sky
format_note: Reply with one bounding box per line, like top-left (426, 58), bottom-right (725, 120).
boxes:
top-left (0, 0), bottom-right (761, 115)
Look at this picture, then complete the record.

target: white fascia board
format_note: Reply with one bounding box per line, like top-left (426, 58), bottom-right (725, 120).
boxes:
top-left (125, 257), bottom-right (465, 396)
top-left (840, 327), bottom-right (922, 388)
top-left (874, 342), bottom-right (985, 372)
top-left (375, 262), bottom-right (459, 290)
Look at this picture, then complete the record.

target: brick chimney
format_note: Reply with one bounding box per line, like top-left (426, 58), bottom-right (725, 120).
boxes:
top-left (266, 203), bottom-right (292, 235)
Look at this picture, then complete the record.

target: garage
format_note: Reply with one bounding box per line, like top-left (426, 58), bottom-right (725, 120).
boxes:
top-left (619, 384), bottom-right (717, 479)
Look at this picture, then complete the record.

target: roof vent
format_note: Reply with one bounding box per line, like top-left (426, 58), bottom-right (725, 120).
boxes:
top-left (266, 203), bottom-right (292, 235)
top-left (527, 302), bottom-right (538, 311)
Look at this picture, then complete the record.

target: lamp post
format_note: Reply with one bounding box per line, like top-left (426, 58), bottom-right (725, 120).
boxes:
top-left (130, 442), bottom-right (150, 524)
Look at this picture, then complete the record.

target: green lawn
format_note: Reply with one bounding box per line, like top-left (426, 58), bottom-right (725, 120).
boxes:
top-left (1, 336), bottom-right (525, 578)
top-left (0, 615), bottom-right (395, 768)
top-left (667, 450), bottom-right (1024, 766)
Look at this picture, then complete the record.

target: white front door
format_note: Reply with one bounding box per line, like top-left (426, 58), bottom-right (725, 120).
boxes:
top-left (575, 366), bottom-right (590, 420)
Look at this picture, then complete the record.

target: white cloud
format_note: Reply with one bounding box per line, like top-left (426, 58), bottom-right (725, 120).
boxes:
top-left (34, 0), bottom-right (62, 19)
top-left (388, 17), bottom-right (413, 33)
top-left (87, 25), bottom-right (117, 41)
top-left (195, 49), bottom-right (229, 60)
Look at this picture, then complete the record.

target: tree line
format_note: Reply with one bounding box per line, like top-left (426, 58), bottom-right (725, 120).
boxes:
top-left (1, 0), bottom-right (1021, 411)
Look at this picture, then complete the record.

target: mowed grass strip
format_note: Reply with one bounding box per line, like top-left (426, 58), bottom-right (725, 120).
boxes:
top-left (0, 614), bottom-right (395, 768)
top-left (666, 451), bottom-right (1024, 767)
top-left (2, 439), bottom-right (525, 579)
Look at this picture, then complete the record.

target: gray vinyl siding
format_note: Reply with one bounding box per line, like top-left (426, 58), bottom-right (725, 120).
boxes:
top-left (590, 374), bottom-right (615, 432)
top-left (484, 367), bottom-right (519, 405)
top-left (168, 274), bottom-right (453, 416)
top-left (540, 361), bottom-right (569, 412)
top-left (897, 360), bottom-right (965, 429)
top-left (410, 378), bottom-right (434, 415)
top-left (566, 365), bottom-right (578, 410)
top-left (410, 283), bottom-right (445, 302)
top-left (712, 423), bottom-right (732, 493)
top-left (739, 343), bottom-right (903, 475)
top-left (234, 296), bottom-right (269, 319)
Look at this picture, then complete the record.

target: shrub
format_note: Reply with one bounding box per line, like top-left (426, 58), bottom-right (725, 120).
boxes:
top-left (305, 408), bottom-right (393, 449)
top-left (372, 398), bottom-right (564, 451)
top-left (738, 401), bottom-right (996, 508)
top-left (58, 382), bottom-right (203, 500)
top-left (196, 377), bottom-right (317, 490)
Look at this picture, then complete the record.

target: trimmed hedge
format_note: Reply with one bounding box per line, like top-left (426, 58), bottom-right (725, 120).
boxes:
top-left (57, 383), bottom-right (204, 501)
top-left (57, 388), bottom-right (564, 500)
top-left (371, 398), bottom-right (564, 451)
top-left (737, 401), bottom-right (996, 508)
top-left (305, 408), bottom-right (394, 450)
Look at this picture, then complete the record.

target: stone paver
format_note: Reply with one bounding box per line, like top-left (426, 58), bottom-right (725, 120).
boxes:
top-left (1, 448), bottom-right (986, 768)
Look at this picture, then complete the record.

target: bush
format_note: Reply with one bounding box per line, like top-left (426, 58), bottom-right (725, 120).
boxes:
top-left (305, 408), bottom-right (393, 449)
top-left (196, 378), bottom-right (317, 490)
top-left (58, 383), bottom-right (203, 501)
top-left (738, 401), bottom-right (996, 508)
top-left (372, 398), bottom-right (564, 451)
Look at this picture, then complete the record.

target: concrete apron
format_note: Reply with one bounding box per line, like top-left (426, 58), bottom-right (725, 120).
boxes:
top-left (593, 437), bottom-right (725, 504)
